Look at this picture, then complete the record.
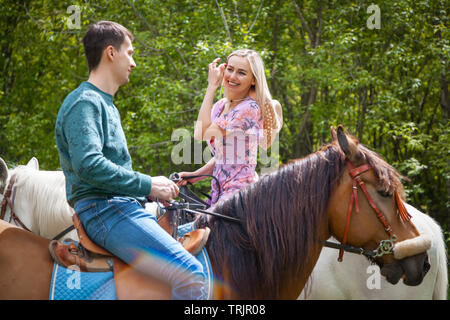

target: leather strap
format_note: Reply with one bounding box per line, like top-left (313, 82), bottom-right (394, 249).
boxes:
top-left (357, 178), bottom-right (394, 237)
top-left (348, 164), bottom-right (371, 179)
top-left (395, 190), bottom-right (412, 222)
top-left (338, 179), bottom-right (357, 261)
top-left (338, 159), bottom-right (397, 261)
top-left (0, 174), bottom-right (31, 232)
top-left (0, 174), bottom-right (16, 221)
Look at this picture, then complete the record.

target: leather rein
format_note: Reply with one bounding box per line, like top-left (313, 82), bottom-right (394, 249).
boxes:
top-left (31, 162), bottom-right (412, 261)
top-left (151, 173), bottom-right (240, 240)
top-left (54, 173), bottom-right (237, 242)
top-left (165, 168), bottom-right (412, 262)
top-left (0, 173), bottom-right (32, 232)
top-left (322, 158), bottom-right (412, 261)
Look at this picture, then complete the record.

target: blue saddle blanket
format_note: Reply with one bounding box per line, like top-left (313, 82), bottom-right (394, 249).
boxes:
top-left (49, 222), bottom-right (213, 300)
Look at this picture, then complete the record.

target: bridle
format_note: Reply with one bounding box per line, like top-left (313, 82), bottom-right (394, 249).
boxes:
top-left (0, 173), bottom-right (32, 232)
top-left (322, 158), bottom-right (412, 261)
top-left (164, 167), bottom-right (413, 261)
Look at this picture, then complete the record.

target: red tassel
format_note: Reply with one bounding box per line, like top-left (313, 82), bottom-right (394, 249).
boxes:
top-left (395, 191), bottom-right (412, 222)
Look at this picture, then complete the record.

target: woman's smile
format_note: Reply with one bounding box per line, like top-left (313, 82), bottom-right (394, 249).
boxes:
top-left (224, 55), bottom-right (255, 96)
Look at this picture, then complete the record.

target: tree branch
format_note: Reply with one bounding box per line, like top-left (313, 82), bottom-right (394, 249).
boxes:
top-left (215, 0), bottom-right (233, 44)
top-left (292, 0), bottom-right (315, 46)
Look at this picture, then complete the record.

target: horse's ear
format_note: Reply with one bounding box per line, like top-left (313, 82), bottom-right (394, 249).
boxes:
top-left (337, 125), bottom-right (350, 155)
top-left (337, 125), bottom-right (363, 162)
top-left (330, 126), bottom-right (338, 142)
top-left (0, 157), bottom-right (8, 189)
top-left (26, 157), bottom-right (39, 170)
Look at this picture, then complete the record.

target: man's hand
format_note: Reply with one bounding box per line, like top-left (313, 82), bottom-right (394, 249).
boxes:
top-left (149, 176), bottom-right (179, 201)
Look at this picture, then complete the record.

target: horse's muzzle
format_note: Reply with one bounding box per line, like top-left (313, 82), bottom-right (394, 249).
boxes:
top-left (399, 252), bottom-right (431, 286)
top-left (381, 252), bottom-right (430, 286)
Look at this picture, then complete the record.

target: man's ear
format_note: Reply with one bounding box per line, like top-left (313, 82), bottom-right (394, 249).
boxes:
top-left (105, 45), bottom-right (115, 61)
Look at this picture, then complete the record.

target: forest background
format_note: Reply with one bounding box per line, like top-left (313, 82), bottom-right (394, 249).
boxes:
top-left (0, 1), bottom-right (448, 259)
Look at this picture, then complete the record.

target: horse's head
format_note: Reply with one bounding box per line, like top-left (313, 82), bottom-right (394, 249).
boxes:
top-left (0, 157), bottom-right (39, 190)
top-left (327, 126), bottom-right (431, 286)
top-left (0, 157), bottom-right (8, 193)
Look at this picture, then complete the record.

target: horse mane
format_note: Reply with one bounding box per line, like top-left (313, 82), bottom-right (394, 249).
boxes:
top-left (200, 143), bottom-right (344, 299)
top-left (12, 166), bottom-right (74, 238)
top-left (200, 136), bottom-right (407, 299)
top-left (357, 144), bottom-right (406, 199)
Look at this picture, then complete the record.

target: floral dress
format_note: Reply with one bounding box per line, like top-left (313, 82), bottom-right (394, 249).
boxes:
top-left (206, 97), bottom-right (263, 207)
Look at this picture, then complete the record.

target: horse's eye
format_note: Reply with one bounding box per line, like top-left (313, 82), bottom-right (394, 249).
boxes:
top-left (377, 190), bottom-right (393, 198)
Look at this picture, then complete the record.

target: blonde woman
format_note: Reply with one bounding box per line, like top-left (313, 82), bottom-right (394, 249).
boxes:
top-left (178, 49), bottom-right (282, 207)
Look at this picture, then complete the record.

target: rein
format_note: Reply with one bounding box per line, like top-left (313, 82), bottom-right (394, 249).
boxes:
top-left (173, 173), bottom-right (240, 223)
top-left (167, 201), bottom-right (241, 224)
top-left (169, 173), bottom-right (222, 202)
top-left (168, 166), bottom-right (410, 260)
top-left (0, 173), bottom-right (32, 232)
top-left (152, 173), bottom-right (241, 237)
top-left (322, 158), bottom-right (411, 261)
top-left (54, 173), bottom-right (236, 241)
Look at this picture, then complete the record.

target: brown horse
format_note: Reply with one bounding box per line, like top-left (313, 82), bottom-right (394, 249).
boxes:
top-left (0, 126), bottom-right (429, 299)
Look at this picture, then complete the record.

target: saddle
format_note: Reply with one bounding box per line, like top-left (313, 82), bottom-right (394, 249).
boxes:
top-left (49, 213), bottom-right (210, 299)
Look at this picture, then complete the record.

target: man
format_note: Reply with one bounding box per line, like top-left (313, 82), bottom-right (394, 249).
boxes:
top-left (55, 21), bottom-right (206, 300)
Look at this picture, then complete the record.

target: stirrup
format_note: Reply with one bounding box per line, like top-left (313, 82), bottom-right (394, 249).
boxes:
top-left (177, 227), bottom-right (210, 255)
top-left (49, 239), bottom-right (114, 272)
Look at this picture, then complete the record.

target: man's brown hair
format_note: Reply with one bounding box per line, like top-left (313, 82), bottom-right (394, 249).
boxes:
top-left (82, 21), bottom-right (134, 72)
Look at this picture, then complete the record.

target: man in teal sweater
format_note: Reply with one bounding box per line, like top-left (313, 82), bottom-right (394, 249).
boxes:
top-left (55, 21), bottom-right (206, 299)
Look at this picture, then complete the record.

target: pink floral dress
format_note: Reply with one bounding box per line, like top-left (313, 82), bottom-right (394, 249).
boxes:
top-left (206, 97), bottom-right (263, 207)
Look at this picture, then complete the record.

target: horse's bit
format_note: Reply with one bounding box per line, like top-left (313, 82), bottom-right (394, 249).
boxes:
top-left (0, 173), bottom-right (32, 232)
top-left (322, 158), bottom-right (412, 262)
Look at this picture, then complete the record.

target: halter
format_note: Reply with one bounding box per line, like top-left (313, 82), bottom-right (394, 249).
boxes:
top-left (0, 173), bottom-right (32, 232)
top-left (323, 158), bottom-right (412, 261)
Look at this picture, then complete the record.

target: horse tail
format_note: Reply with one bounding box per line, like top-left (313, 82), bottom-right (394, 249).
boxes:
top-left (431, 217), bottom-right (448, 300)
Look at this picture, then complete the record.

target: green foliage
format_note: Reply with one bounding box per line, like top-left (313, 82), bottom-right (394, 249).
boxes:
top-left (0, 0), bottom-right (448, 230)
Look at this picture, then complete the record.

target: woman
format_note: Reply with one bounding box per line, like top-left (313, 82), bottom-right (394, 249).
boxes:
top-left (178, 49), bottom-right (282, 207)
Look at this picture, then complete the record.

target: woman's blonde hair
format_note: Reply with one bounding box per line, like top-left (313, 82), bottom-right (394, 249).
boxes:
top-left (224, 49), bottom-right (283, 149)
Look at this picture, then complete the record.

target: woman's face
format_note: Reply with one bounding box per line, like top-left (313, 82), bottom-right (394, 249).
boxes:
top-left (224, 55), bottom-right (255, 99)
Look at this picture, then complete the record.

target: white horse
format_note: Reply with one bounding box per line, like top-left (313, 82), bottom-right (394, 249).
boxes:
top-left (0, 156), bottom-right (157, 241)
top-left (1, 157), bottom-right (447, 299)
top-left (299, 203), bottom-right (448, 300)
top-left (0, 157), bottom-right (77, 240)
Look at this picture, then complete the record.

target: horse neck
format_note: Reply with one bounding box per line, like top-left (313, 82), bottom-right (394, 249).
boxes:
top-left (204, 149), bottom-right (340, 299)
top-left (206, 217), bottom-right (328, 300)
top-left (12, 167), bottom-right (74, 239)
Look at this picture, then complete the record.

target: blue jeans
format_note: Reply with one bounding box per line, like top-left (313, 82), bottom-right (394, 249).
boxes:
top-left (74, 196), bottom-right (207, 300)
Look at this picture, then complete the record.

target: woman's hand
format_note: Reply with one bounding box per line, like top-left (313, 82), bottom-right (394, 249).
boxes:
top-left (177, 172), bottom-right (204, 186)
top-left (207, 58), bottom-right (226, 91)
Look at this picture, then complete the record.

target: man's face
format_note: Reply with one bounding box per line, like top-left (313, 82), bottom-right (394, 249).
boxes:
top-left (112, 36), bottom-right (136, 86)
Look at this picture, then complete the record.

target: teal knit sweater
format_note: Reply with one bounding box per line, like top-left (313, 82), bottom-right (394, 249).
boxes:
top-left (55, 81), bottom-right (152, 206)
